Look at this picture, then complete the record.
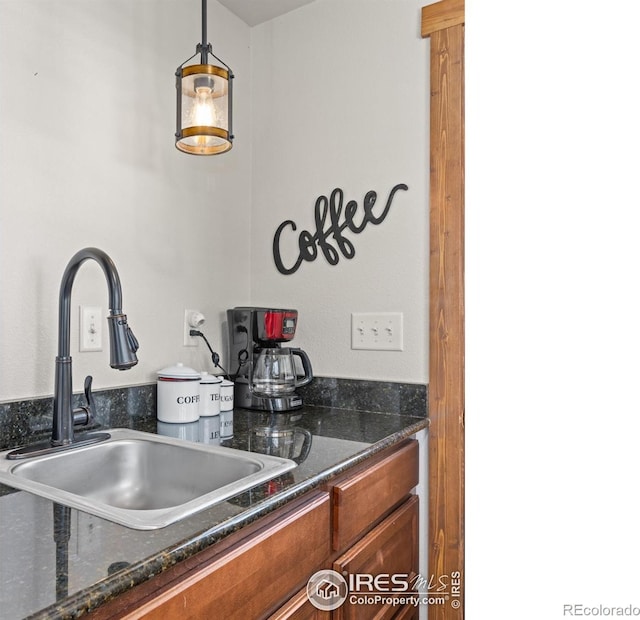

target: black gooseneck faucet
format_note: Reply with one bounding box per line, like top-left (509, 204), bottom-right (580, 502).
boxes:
top-left (52, 247), bottom-right (139, 446)
top-left (7, 248), bottom-right (139, 459)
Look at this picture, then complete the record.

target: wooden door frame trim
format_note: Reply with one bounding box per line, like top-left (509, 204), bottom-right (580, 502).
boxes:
top-left (422, 1), bottom-right (465, 618)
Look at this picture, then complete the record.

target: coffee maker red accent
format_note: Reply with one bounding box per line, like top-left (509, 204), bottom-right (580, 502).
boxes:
top-left (227, 307), bottom-right (313, 411)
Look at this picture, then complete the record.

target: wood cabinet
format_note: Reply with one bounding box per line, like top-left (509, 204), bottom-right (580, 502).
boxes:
top-left (333, 497), bottom-right (419, 620)
top-left (90, 439), bottom-right (419, 620)
top-left (91, 492), bottom-right (331, 620)
top-left (275, 438), bottom-right (420, 620)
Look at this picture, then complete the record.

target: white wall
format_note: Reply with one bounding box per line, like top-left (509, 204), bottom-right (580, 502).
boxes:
top-left (250, 0), bottom-right (429, 383)
top-left (0, 0), bottom-right (252, 400)
top-left (0, 0), bottom-right (428, 402)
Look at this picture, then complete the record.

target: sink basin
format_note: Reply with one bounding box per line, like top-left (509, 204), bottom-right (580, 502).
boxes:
top-left (0, 429), bottom-right (296, 529)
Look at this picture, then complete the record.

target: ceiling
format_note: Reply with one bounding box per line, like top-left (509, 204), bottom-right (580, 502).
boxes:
top-left (217, 0), bottom-right (317, 27)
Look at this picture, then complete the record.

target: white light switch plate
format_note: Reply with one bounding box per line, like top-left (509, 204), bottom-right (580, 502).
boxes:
top-left (351, 312), bottom-right (404, 351)
top-left (80, 306), bottom-right (103, 352)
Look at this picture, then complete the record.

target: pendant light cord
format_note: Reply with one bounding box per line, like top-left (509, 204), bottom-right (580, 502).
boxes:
top-left (181, 0), bottom-right (232, 74)
top-left (200, 0), bottom-right (208, 64)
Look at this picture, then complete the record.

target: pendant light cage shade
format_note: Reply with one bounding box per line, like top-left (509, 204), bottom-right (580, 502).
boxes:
top-left (176, 61), bottom-right (233, 155)
top-left (175, 0), bottom-right (234, 156)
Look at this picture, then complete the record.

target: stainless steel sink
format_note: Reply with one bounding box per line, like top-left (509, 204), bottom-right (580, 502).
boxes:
top-left (0, 429), bottom-right (296, 530)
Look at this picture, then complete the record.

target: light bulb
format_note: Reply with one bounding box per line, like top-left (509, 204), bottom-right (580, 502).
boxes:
top-left (192, 76), bottom-right (217, 127)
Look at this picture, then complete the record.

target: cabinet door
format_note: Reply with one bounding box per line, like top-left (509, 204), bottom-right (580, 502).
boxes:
top-left (332, 496), bottom-right (418, 620)
top-left (119, 492), bottom-right (331, 620)
top-left (332, 440), bottom-right (418, 551)
top-left (268, 586), bottom-right (331, 620)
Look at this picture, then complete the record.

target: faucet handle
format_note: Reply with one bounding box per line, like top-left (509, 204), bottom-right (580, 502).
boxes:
top-left (83, 375), bottom-right (94, 411)
top-left (72, 375), bottom-right (94, 426)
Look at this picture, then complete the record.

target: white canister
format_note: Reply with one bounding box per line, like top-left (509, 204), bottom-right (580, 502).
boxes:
top-left (219, 379), bottom-right (234, 439)
top-left (157, 363), bottom-right (201, 423)
top-left (199, 372), bottom-right (222, 417)
top-left (220, 379), bottom-right (234, 411)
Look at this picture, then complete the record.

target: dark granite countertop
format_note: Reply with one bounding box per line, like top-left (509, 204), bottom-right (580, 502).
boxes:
top-left (0, 404), bottom-right (428, 619)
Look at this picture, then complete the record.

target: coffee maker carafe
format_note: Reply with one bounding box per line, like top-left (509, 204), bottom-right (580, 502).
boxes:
top-left (227, 307), bottom-right (313, 411)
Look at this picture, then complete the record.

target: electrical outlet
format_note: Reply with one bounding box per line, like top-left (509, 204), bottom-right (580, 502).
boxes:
top-left (351, 312), bottom-right (404, 351)
top-left (80, 306), bottom-right (103, 352)
top-left (184, 309), bottom-right (198, 346)
top-left (183, 309), bottom-right (203, 347)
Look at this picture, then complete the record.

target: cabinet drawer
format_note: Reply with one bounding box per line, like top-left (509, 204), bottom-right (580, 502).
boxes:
top-left (392, 605), bottom-right (419, 620)
top-left (267, 586), bottom-right (331, 620)
top-left (332, 440), bottom-right (419, 551)
top-left (119, 492), bottom-right (331, 620)
top-left (333, 496), bottom-right (419, 620)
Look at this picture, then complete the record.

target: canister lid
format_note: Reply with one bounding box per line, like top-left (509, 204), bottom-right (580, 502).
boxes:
top-left (200, 372), bottom-right (223, 384)
top-left (157, 362), bottom-right (201, 380)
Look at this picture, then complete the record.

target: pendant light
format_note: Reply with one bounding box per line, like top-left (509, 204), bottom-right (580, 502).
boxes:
top-left (175, 0), bottom-right (234, 155)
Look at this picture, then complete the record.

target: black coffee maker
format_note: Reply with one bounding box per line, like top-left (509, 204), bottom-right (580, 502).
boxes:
top-left (227, 307), bottom-right (313, 411)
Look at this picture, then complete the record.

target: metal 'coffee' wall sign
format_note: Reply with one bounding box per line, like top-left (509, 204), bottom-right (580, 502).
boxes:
top-left (272, 183), bottom-right (409, 275)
